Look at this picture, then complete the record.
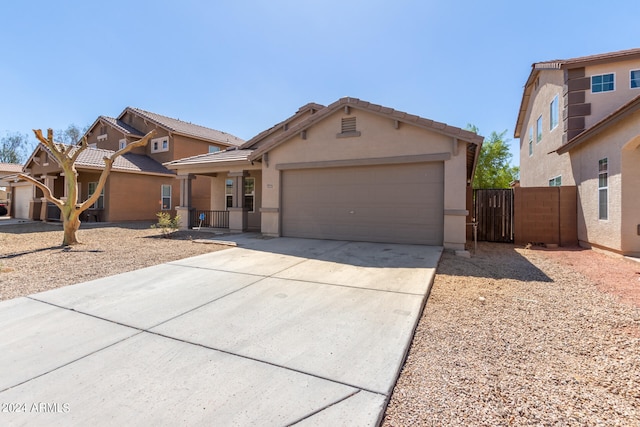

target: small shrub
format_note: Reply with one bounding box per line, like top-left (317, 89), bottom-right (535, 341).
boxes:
top-left (151, 212), bottom-right (180, 238)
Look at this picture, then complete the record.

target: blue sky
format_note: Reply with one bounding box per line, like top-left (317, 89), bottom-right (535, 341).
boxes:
top-left (0, 0), bottom-right (637, 166)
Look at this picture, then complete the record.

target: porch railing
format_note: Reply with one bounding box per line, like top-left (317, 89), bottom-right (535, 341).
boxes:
top-left (46, 202), bottom-right (61, 221)
top-left (190, 209), bottom-right (229, 229)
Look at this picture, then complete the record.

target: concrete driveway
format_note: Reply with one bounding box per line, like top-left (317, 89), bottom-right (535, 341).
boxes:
top-left (0, 235), bottom-right (441, 426)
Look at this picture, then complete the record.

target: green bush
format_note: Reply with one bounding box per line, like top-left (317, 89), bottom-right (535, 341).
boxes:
top-left (151, 212), bottom-right (180, 238)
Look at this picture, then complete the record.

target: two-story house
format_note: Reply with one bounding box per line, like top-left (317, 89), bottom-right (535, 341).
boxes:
top-left (16, 107), bottom-right (243, 222)
top-left (515, 48), bottom-right (640, 256)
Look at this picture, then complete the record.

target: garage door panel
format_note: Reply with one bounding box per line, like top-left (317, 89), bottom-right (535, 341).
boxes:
top-left (282, 163), bottom-right (444, 245)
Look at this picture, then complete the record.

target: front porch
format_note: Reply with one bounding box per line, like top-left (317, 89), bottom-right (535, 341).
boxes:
top-left (25, 172), bottom-right (106, 223)
top-left (174, 168), bottom-right (262, 233)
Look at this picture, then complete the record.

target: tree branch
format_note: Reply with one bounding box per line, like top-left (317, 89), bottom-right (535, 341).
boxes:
top-left (79, 130), bottom-right (156, 211)
top-left (17, 173), bottom-right (64, 208)
top-left (70, 136), bottom-right (89, 164)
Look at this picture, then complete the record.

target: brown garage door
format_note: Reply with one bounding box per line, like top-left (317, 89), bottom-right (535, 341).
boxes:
top-left (281, 162), bottom-right (444, 245)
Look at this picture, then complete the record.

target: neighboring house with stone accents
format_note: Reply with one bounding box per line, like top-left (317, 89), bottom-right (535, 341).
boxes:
top-left (12, 107), bottom-right (243, 222)
top-left (166, 97), bottom-right (483, 251)
top-left (515, 48), bottom-right (640, 256)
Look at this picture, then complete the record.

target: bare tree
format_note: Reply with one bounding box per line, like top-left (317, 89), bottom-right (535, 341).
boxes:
top-left (56, 124), bottom-right (89, 145)
top-left (0, 132), bottom-right (31, 164)
top-left (18, 128), bottom-right (156, 246)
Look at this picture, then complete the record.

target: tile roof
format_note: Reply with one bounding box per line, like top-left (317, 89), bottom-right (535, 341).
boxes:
top-left (164, 148), bottom-right (254, 168)
top-left (533, 48), bottom-right (640, 69)
top-left (0, 163), bottom-right (23, 173)
top-left (39, 146), bottom-right (175, 176)
top-left (248, 97), bottom-right (483, 160)
top-left (241, 102), bottom-right (325, 149)
top-left (557, 93), bottom-right (640, 154)
top-left (122, 107), bottom-right (245, 147)
top-left (100, 116), bottom-right (145, 137)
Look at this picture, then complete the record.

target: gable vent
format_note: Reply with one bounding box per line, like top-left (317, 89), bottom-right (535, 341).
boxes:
top-left (341, 117), bottom-right (357, 133)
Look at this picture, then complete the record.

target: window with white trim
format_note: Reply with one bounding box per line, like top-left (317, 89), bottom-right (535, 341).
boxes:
top-left (591, 73), bottom-right (615, 93)
top-left (161, 185), bottom-right (171, 210)
top-left (598, 158), bottom-right (608, 220)
top-left (208, 145), bottom-right (221, 153)
top-left (151, 136), bottom-right (170, 153)
top-left (225, 179), bottom-right (234, 209)
top-left (549, 95), bottom-right (559, 130)
top-left (536, 115), bottom-right (543, 143)
top-left (548, 176), bottom-right (561, 187)
top-left (244, 177), bottom-right (255, 213)
top-left (631, 70), bottom-right (640, 89)
top-left (97, 125), bottom-right (108, 141)
top-left (88, 182), bottom-right (104, 209)
top-left (119, 139), bottom-right (127, 150)
top-left (528, 127), bottom-right (533, 156)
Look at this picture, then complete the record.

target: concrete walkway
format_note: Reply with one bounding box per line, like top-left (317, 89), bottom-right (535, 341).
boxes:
top-left (0, 236), bottom-right (441, 426)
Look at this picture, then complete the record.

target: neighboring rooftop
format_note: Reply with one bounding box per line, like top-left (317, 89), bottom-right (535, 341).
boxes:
top-left (121, 107), bottom-right (245, 147)
top-left (100, 116), bottom-right (145, 137)
top-left (0, 163), bottom-right (24, 173)
top-left (241, 102), bottom-right (325, 149)
top-left (557, 93), bottom-right (640, 154)
top-left (30, 145), bottom-right (174, 176)
top-left (532, 48), bottom-right (640, 70)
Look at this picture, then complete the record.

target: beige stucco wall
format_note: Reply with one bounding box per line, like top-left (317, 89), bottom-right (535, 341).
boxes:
top-left (621, 135), bottom-right (640, 255)
top-left (584, 59), bottom-right (640, 129)
top-left (570, 109), bottom-right (640, 255)
top-left (260, 108), bottom-right (470, 249)
top-left (519, 70), bottom-right (573, 187)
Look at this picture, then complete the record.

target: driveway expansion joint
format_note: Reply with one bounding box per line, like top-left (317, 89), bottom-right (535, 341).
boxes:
top-left (286, 389), bottom-right (362, 426)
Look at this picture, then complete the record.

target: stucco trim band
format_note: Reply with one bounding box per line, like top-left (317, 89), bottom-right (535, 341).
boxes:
top-left (444, 209), bottom-right (469, 216)
top-left (259, 207), bottom-right (279, 213)
top-left (275, 153), bottom-right (451, 171)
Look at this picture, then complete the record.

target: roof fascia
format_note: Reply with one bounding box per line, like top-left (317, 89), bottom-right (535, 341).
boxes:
top-left (118, 107), bottom-right (239, 147)
top-left (240, 103), bottom-right (325, 150)
top-left (249, 98), bottom-right (482, 161)
top-left (557, 95), bottom-right (640, 154)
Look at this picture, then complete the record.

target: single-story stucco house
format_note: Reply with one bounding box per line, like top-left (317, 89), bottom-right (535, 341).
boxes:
top-left (166, 97), bottom-right (483, 250)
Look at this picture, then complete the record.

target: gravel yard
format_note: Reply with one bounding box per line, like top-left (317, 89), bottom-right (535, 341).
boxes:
top-left (2, 222), bottom-right (640, 425)
top-left (0, 221), bottom-right (227, 301)
top-left (383, 243), bottom-right (640, 426)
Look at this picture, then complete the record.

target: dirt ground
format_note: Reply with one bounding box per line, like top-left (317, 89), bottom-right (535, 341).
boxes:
top-left (0, 221), bottom-right (227, 301)
top-left (383, 242), bottom-right (640, 426)
top-left (2, 223), bottom-right (639, 425)
top-left (535, 245), bottom-right (640, 308)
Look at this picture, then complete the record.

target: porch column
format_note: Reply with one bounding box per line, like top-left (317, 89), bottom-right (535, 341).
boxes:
top-left (443, 146), bottom-right (469, 253)
top-left (228, 171), bottom-right (248, 232)
top-left (176, 174), bottom-right (195, 230)
top-left (40, 175), bottom-right (57, 222)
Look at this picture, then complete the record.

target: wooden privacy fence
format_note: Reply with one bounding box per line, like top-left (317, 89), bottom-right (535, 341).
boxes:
top-left (472, 186), bottom-right (578, 246)
top-left (473, 189), bottom-right (514, 242)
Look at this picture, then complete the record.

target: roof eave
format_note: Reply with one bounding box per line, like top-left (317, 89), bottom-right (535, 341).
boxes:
top-left (165, 159), bottom-right (254, 171)
top-left (248, 97), bottom-right (483, 161)
top-left (557, 94), bottom-right (640, 154)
